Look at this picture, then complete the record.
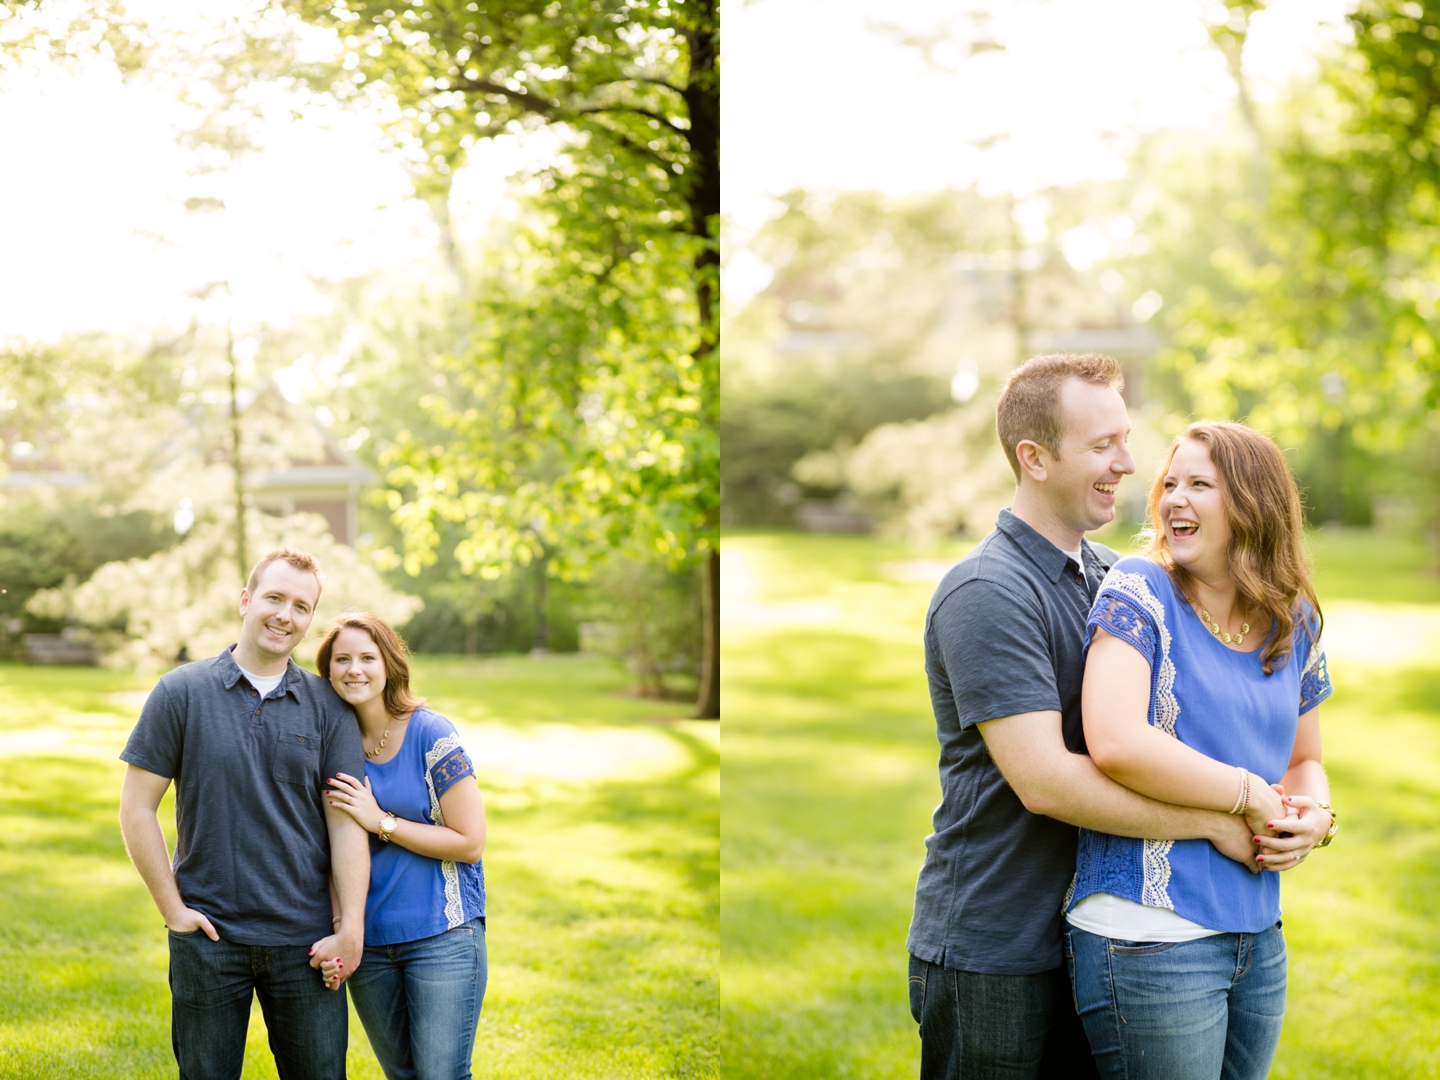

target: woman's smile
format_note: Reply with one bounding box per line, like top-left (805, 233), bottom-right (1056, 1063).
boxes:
top-left (1162, 439), bottom-right (1228, 573)
top-left (328, 626), bottom-right (389, 709)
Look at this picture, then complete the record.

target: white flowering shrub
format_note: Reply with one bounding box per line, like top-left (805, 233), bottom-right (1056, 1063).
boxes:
top-left (29, 512), bottom-right (421, 671)
top-left (844, 403), bottom-right (1016, 540)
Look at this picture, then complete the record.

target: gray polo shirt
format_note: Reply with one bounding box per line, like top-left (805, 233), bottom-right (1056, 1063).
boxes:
top-left (907, 509), bottom-right (1118, 974)
top-left (121, 645), bottom-right (366, 945)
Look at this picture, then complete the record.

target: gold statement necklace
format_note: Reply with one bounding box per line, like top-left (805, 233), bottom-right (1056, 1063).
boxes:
top-left (365, 712), bottom-right (410, 758)
top-left (366, 719), bottom-right (394, 759)
top-left (1199, 608), bottom-right (1250, 647)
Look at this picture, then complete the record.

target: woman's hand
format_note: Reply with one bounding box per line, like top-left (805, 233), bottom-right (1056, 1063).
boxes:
top-left (1243, 780), bottom-right (1292, 843)
top-left (318, 954), bottom-right (346, 990)
top-left (1254, 793), bottom-right (1331, 871)
top-left (326, 773), bottom-right (384, 834)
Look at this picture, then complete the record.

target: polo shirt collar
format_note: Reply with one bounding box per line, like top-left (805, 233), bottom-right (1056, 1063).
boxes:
top-left (995, 508), bottom-right (1085, 584)
top-left (1079, 535), bottom-right (1113, 576)
top-left (219, 644), bottom-right (300, 698)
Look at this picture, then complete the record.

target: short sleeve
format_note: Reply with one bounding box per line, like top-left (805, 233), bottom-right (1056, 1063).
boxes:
top-left (120, 681), bottom-right (182, 778)
top-left (1298, 612), bottom-right (1332, 714)
top-left (931, 580), bottom-right (1061, 728)
top-left (429, 738), bottom-right (476, 798)
top-left (1084, 571), bottom-right (1161, 671)
top-left (320, 696), bottom-right (367, 783)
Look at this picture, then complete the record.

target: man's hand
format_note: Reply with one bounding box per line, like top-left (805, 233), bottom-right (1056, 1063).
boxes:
top-left (166, 907), bottom-right (220, 941)
top-left (1207, 812), bottom-right (1263, 873)
top-left (1254, 793), bottom-right (1330, 872)
top-left (308, 929), bottom-right (361, 991)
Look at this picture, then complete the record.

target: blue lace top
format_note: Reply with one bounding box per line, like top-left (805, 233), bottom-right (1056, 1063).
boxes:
top-left (363, 708), bottom-right (486, 945)
top-left (1065, 556), bottom-right (1332, 933)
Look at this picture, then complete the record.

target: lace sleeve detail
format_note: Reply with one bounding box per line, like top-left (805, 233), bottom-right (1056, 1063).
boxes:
top-left (429, 744), bottom-right (476, 799)
top-left (1086, 584), bottom-right (1159, 670)
top-left (1299, 641), bottom-right (1332, 714)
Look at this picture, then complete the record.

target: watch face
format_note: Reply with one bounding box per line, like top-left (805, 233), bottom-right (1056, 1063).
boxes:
top-left (381, 814), bottom-right (396, 832)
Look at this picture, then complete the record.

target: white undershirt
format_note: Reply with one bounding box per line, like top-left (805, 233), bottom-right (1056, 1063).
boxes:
top-left (236, 662), bottom-right (285, 698)
top-left (1067, 892), bottom-right (1223, 942)
top-left (1061, 546), bottom-right (1083, 575)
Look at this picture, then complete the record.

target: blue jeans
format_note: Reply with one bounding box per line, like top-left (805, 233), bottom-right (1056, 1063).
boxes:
top-left (1065, 923), bottom-right (1287, 1080)
top-left (908, 955), bottom-right (1099, 1079)
top-left (348, 917), bottom-right (487, 1080)
top-left (167, 930), bottom-right (348, 1080)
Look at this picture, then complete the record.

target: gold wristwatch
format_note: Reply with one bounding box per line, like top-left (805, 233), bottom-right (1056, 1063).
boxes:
top-left (1314, 803), bottom-right (1338, 848)
top-left (378, 812), bottom-right (398, 843)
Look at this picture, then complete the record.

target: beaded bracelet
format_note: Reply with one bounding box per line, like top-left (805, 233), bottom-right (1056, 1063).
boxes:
top-left (1229, 767), bottom-right (1250, 815)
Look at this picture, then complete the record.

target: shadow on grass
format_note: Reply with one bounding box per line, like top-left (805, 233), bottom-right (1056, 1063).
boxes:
top-left (0, 753), bottom-right (174, 1079)
top-left (0, 661), bottom-right (719, 1080)
top-left (1383, 666), bottom-right (1440, 717)
top-left (723, 532), bottom-right (1440, 1080)
top-left (478, 729), bottom-right (718, 1078)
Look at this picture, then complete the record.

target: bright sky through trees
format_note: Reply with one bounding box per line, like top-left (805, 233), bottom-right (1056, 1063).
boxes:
top-left (0, 2), bottom-right (553, 341)
top-left (722, 0), bottom-right (1352, 243)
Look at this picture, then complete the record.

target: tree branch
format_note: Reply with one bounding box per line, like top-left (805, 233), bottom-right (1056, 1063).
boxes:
top-left (572, 104), bottom-right (689, 136)
top-left (454, 76), bottom-right (561, 119)
top-left (624, 75), bottom-right (685, 94)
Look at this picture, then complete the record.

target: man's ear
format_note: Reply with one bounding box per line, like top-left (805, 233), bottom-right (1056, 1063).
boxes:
top-left (1015, 439), bottom-right (1050, 483)
top-left (238, 589), bottom-right (250, 619)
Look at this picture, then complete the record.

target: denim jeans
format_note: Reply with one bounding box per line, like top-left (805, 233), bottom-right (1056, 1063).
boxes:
top-left (167, 930), bottom-right (348, 1080)
top-left (1065, 922), bottom-right (1287, 1080)
top-left (348, 917), bottom-right (487, 1080)
top-left (908, 954), bottom-right (1099, 1080)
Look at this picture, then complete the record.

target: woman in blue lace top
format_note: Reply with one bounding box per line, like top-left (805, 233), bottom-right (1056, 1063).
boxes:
top-left (1065, 421), bottom-right (1336, 1080)
top-left (316, 613), bottom-right (488, 1080)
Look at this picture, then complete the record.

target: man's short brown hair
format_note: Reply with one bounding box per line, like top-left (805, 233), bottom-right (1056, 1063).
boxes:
top-left (995, 353), bottom-right (1125, 480)
top-left (246, 548), bottom-right (324, 598)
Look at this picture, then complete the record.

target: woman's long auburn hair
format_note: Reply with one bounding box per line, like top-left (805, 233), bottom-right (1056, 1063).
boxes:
top-left (315, 612), bottom-right (426, 720)
top-left (1142, 421), bottom-right (1321, 675)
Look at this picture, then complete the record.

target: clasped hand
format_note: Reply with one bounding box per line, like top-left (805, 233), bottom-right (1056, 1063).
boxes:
top-left (310, 929), bottom-right (361, 991)
top-left (1250, 784), bottom-right (1329, 872)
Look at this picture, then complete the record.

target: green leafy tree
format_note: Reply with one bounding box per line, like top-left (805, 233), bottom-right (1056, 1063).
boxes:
top-left (1133, 1), bottom-right (1440, 542)
top-left (282, 0), bottom-right (720, 714)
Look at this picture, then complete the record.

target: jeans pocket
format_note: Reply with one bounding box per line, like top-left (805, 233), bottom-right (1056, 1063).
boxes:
top-left (1107, 939), bottom-right (1180, 955)
top-left (907, 956), bottom-right (927, 1028)
top-left (168, 928), bottom-right (202, 938)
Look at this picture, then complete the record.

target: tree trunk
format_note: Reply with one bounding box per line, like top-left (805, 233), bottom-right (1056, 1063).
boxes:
top-left (683, 3), bottom-right (719, 720)
top-left (694, 548), bottom-right (719, 718)
top-left (532, 551), bottom-right (549, 653)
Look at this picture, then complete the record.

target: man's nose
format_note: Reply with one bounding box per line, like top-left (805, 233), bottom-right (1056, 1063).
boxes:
top-left (1114, 442), bottom-right (1136, 475)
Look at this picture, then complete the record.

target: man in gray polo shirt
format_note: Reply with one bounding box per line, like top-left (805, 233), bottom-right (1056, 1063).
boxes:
top-left (906, 354), bottom-right (1259, 1079)
top-left (119, 548), bottom-right (368, 1080)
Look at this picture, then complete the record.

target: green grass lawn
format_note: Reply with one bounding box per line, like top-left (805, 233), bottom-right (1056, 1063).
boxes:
top-left (722, 528), bottom-right (1440, 1079)
top-left (0, 654), bottom-right (718, 1079)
